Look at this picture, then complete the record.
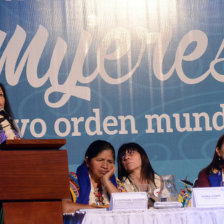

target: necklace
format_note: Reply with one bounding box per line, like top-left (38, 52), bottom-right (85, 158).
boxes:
top-left (94, 184), bottom-right (104, 205)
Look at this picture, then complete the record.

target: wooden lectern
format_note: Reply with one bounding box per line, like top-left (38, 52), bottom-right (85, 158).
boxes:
top-left (0, 139), bottom-right (70, 224)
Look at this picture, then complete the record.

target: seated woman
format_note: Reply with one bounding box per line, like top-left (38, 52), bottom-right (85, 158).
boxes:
top-left (197, 134), bottom-right (224, 187)
top-left (117, 142), bottom-right (161, 206)
top-left (0, 83), bottom-right (21, 143)
top-left (63, 140), bottom-right (123, 213)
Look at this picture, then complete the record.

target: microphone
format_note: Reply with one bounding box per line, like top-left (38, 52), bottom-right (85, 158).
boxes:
top-left (0, 108), bottom-right (6, 128)
top-left (0, 108), bottom-right (10, 120)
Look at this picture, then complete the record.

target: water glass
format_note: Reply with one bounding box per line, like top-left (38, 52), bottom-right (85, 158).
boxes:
top-left (138, 184), bottom-right (152, 207)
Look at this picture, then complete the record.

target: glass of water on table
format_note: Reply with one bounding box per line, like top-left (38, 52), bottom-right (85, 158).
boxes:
top-left (138, 184), bottom-right (152, 208)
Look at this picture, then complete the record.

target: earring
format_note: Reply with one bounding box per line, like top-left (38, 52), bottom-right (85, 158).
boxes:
top-left (219, 156), bottom-right (221, 161)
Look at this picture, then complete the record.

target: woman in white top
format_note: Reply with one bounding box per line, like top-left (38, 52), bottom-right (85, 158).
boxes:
top-left (117, 142), bottom-right (161, 206)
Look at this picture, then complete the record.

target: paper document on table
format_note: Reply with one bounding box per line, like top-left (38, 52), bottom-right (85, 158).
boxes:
top-left (109, 192), bottom-right (148, 211)
top-left (78, 208), bottom-right (107, 213)
top-left (192, 186), bottom-right (224, 208)
top-left (154, 201), bottom-right (183, 209)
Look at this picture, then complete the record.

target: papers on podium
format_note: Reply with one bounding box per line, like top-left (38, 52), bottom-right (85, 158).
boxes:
top-left (192, 187), bottom-right (224, 208)
top-left (109, 192), bottom-right (148, 211)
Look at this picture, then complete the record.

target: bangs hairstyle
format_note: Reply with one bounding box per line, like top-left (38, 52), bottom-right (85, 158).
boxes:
top-left (85, 140), bottom-right (115, 163)
top-left (117, 143), bottom-right (155, 184)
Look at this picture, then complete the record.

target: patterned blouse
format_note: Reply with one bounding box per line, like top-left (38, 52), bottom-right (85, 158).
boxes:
top-left (69, 172), bottom-right (125, 206)
top-left (0, 116), bottom-right (20, 143)
top-left (120, 174), bottom-right (161, 204)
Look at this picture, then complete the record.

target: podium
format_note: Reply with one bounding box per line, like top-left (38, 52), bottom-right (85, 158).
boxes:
top-left (0, 139), bottom-right (70, 224)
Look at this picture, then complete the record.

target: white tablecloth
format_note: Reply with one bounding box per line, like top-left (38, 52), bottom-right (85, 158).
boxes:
top-left (63, 207), bottom-right (224, 224)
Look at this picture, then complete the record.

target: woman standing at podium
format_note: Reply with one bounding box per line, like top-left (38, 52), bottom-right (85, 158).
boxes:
top-left (117, 142), bottom-right (161, 206)
top-left (62, 140), bottom-right (123, 213)
top-left (0, 83), bottom-right (21, 143)
top-left (197, 134), bottom-right (224, 187)
top-left (0, 83), bottom-right (21, 224)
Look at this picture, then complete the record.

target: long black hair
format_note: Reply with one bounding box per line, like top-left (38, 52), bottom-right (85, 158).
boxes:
top-left (117, 142), bottom-right (156, 184)
top-left (85, 140), bottom-right (115, 163)
top-left (204, 134), bottom-right (224, 175)
top-left (0, 83), bottom-right (14, 119)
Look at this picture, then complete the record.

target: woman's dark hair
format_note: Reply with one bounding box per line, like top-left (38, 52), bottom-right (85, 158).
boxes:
top-left (85, 140), bottom-right (115, 163)
top-left (205, 134), bottom-right (224, 175)
top-left (0, 83), bottom-right (18, 132)
top-left (0, 83), bottom-right (14, 118)
top-left (117, 142), bottom-right (156, 184)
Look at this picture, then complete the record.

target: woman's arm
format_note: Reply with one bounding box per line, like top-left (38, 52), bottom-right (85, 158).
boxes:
top-left (62, 199), bottom-right (93, 213)
top-left (197, 169), bottom-right (210, 187)
top-left (101, 164), bottom-right (119, 195)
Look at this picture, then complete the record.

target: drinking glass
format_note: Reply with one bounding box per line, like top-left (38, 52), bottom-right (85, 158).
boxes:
top-left (138, 184), bottom-right (152, 208)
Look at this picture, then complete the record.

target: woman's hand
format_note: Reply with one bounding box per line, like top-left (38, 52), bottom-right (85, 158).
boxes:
top-left (100, 164), bottom-right (116, 186)
top-left (99, 164), bottom-right (118, 195)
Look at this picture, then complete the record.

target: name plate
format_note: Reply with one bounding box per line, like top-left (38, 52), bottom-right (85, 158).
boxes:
top-left (109, 192), bottom-right (148, 211)
top-left (192, 187), bottom-right (224, 208)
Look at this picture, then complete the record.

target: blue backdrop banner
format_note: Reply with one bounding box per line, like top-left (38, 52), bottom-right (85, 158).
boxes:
top-left (1, 0), bottom-right (224, 190)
